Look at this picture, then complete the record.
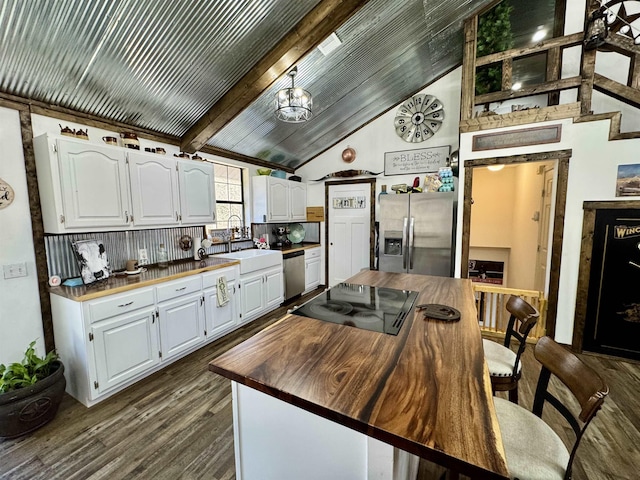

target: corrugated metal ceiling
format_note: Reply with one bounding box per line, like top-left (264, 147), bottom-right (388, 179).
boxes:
top-left (0, 0), bottom-right (495, 170)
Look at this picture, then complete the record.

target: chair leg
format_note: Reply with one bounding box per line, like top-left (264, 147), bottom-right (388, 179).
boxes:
top-left (508, 385), bottom-right (518, 404)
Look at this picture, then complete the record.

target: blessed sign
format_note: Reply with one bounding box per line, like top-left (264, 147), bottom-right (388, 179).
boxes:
top-left (384, 146), bottom-right (450, 175)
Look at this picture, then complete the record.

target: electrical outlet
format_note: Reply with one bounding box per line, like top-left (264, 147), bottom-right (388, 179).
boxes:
top-left (3, 262), bottom-right (27, 279)
top-left (138, 248), bottom-right (149, 265)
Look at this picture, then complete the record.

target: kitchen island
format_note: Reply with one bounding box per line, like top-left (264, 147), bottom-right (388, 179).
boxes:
top-left (208, 270), bottom-right (508, 480)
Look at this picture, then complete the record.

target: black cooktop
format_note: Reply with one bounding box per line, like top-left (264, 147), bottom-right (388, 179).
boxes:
top-left (292, 283), bottom-right (419, 335)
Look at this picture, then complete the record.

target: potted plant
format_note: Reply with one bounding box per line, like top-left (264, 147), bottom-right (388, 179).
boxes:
top-left (0, 341), bottom-right (66, 439)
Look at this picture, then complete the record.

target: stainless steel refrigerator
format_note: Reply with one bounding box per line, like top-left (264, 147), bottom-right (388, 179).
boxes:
top-left (378, 192), bottom-right (456, 276)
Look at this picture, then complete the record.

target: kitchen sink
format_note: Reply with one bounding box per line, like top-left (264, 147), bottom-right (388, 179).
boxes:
top-left (216, 249), bottom-right (283, 274)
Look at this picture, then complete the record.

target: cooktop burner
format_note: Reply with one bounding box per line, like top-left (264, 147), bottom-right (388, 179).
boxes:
top-left (292, 283), bottom-right (419, 335)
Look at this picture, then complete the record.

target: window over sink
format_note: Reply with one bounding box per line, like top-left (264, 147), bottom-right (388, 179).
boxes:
top-left (208, 163), bottom-right (245, 231)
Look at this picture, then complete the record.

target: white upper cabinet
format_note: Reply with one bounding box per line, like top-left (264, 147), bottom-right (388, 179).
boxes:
top-left (35, 135), bottom-right (131, 233)
top-left (178, 160), bottom-right (216, 224)
top-left (289, 181), bottom-right (307, 221)
top-left (128, 153), bottom-right (180, 226)
top-left (252, 176), bottom-right (307, 223)
top-left (34, 134), bottom-right (217, 232)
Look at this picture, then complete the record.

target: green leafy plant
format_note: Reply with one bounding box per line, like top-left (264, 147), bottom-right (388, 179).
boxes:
top-left (0, 341), bottom-right (60, 393)
top-left (476, 0), bottom-right (514, 96)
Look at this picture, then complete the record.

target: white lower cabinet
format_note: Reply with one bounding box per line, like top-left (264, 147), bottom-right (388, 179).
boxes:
top-left (238, 265), bottom-right (284, 324)
top-left (305, 247), bottom-right (322, 293)
top-left (50, 265), bottom-right (246, 407)
top-left (203, 266), bottom-right (239, 338)
top-left (92, 306), bottom-right (159, 394)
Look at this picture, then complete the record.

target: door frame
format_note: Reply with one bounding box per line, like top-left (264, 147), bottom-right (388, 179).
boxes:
top-left (461, 149), bottom-right (571, 338)
top-left (324, 178), bottom-right (376, 286)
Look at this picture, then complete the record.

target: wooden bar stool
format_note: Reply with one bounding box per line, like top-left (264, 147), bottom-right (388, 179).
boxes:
top-left (483, 295), bottom-right (539, 404)
top-left (493, 336), bottom-right (609, 479)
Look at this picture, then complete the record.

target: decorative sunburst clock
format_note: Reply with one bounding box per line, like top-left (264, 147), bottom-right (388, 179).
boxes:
top-left (394, 94), bottom-right (445, 143)
top-left (0, 177), bottom-right (15, 209)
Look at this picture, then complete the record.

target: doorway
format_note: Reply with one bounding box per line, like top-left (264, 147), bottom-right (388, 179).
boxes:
top-left (461, 150), bottom-right (571, 337)
top-left (325, 179), bottom-right (376, 287)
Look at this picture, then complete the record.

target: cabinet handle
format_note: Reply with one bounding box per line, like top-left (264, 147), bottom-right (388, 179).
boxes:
top-left (125, 211), bottom-right (130, 223)
top-left (175, 286), bottom-right (187, 291)
top-left (176, 212), bottom-right (179, 221)
top-left (117, 301), bottom-right (134, 308)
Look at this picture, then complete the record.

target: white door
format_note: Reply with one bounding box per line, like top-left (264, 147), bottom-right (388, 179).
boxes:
top-left (534, 164), bottom-right (555, 292)
top-left (92, 307), bottom-right (159, 393)
top-left (178, 160), bottom-right (216, 224)
top-left (157, 293), bottom-right (205, 360)
top-left (128, 153), bottom-right (180, 226)
top-left (57, 139), bottom-right (130, 229)
top-left (328, 183), bottom-right (371, 287)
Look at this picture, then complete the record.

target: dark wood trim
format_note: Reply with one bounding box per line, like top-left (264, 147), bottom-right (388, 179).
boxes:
top-left (180, 0), bottom-right (372, 153)
top-left (324, 178), bottom-right (377, 285)
top-left (475, 32), bottom-right (583, 67)
top-left (460, 103), bottom-right (580, 133)
top-left (471, 124), bottom-right (562, 151)
top-left (460, 17), bottom-right (478, 123)
top-left (594, 73), bottom-right (640, 110)
top-left (199, 145), bottom-right (295, 173)
top-left (571, 200), bottom-right (640, 352)
top-left (19, 109), bottom-right (54, 352)
top-left (462, 149), bottom-right (572, 338)
top-left (475, 76), bottom-right (581, 105)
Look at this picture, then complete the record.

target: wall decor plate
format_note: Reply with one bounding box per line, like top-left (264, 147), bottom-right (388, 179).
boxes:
top-left (287, 223), bottom-right (306, 244)
top-left (72, 239), bottom-right (111, 285)
top-left (0, 177), bottom-right (15, 209)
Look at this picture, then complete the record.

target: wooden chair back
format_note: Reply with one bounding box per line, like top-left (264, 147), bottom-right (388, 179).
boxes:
top-left (504, 295), bottom-right (540, 376)
top-left (532, 336), bottom-right (609, 479)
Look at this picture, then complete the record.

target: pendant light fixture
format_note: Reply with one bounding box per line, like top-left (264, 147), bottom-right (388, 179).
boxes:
top-left (275, 67), bottom-right (313, 123)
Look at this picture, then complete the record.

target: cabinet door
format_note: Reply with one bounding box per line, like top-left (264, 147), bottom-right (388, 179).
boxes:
top-left (305, 257), bottom-right (321, 290)
top-left (289, 182), bottom-right (307, 221)
top-left (92, 307), bottom-right (159, 394)
top-left (203, 280), bottom-right (238, 338)
top-left (239, 274), bottom-right (265, 322)
top-left (264, 267), bottom-right (284, 309)
top-left (157, 292), bottom-right (205, 360)
top-left (128, 153), bottom-right (180, 226)
top-left (267, 177), bottom-right (290, 222)
top-left (178, 160), bottom-right (216, 224)
top-left (57, 139), bottom-right (130, 229)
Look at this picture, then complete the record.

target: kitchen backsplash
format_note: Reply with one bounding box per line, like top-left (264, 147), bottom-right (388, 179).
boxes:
top-left (45, 226), bottom-right (252, 280)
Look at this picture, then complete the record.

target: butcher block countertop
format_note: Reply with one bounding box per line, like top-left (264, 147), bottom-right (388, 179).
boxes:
top-left (49, 256), bottom-right (239, 302)
top-left (208, 270), bottom-right (509, 479)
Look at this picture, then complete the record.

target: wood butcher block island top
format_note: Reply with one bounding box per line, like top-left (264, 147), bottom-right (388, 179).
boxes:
top-left (209, 270), bottom-right (509, 479)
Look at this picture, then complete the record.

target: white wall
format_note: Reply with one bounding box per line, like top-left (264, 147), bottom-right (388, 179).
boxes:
top-left (460, 117), bottom-right (640, 343)
top-left (0, 107), bottom-right (45, 364)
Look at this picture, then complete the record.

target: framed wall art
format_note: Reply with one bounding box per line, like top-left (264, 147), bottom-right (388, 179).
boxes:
top-left (72, 239), bottom-right (111, 285)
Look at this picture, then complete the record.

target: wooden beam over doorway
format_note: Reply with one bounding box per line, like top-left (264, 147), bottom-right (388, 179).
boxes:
top-left (180, 0), bottom-right (372, 154)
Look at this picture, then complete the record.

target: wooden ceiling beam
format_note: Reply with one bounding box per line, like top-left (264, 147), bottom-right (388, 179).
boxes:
top-left (180, 0), bottom-right (372, 154)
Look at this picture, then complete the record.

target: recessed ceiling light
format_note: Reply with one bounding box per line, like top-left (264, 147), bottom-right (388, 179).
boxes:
top-left (318, 32), bottom-right (342, 56)
top-left (532, 29), bottom-right (547, 42)
top-left (512, 82), bottom-right (522, 91)
top-left (487, 165), bottom-right (505, 172)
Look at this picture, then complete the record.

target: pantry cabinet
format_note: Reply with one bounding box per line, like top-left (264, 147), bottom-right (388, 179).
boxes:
top-left (252, 176), bottom-right (307, 223)
top-left (34, 135), bottom-right (131, 233)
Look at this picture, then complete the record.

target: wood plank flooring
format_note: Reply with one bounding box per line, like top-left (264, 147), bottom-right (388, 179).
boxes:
top-left (1, 294), bottom-right (638, 479)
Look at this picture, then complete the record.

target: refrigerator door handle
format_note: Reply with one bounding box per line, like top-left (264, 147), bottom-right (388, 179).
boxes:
top-left (408, 217), bottom-right (415, 270)
top-left (402, 217), bottom-right (408, 270)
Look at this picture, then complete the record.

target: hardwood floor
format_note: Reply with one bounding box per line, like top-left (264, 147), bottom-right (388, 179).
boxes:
top-left (1, 296), bottom-right (638, 479)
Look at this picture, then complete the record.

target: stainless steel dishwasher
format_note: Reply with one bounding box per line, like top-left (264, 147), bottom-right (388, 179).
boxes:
top-left (283, 250), bottom-right (305, 301)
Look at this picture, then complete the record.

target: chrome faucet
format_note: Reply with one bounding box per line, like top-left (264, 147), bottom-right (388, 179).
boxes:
top-left (227, 215), bottom-right (243, 252)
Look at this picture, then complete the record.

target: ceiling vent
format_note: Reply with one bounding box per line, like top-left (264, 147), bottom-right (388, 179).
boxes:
top-left (318, 32), bottom-right (342, 56)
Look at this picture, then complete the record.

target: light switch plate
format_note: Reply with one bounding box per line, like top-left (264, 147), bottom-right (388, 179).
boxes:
top-left (3, 263), bottom-right (27, 279)
top-left (138, 248), bottom-right (149, 265)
